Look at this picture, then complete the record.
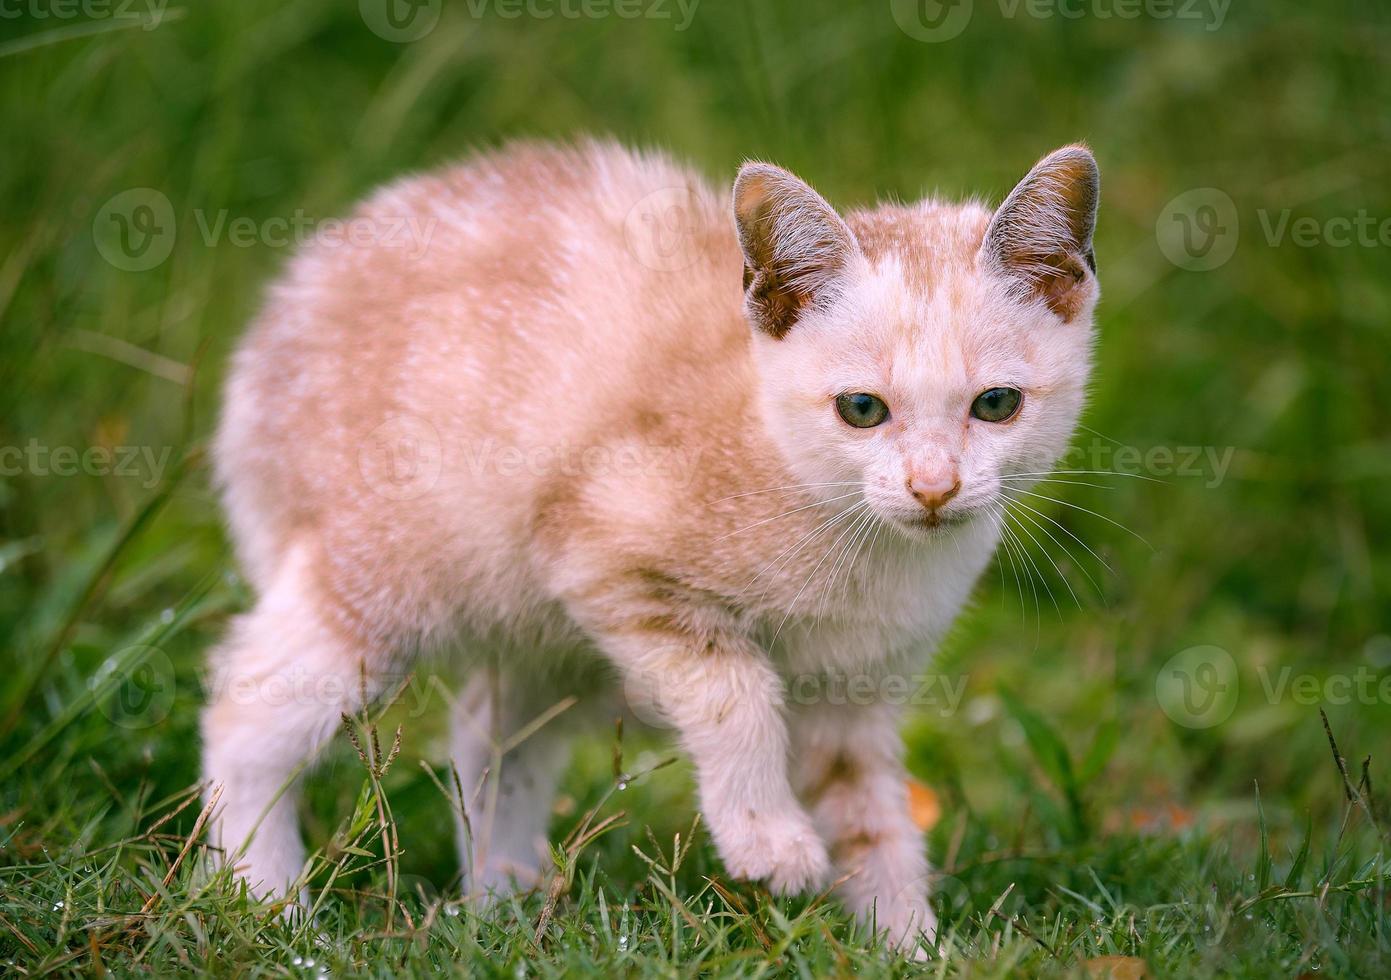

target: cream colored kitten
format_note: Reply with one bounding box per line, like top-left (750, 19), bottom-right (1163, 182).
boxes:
top-left (202, 139), bottom-right (1099, 951)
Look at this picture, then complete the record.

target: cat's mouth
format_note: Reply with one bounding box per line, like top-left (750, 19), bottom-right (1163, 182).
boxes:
top-left (899, 508), bottom-right (973, 536)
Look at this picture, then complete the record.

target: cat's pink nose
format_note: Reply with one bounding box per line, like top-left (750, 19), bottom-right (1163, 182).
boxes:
top-left (908, 471), bottom-right (961, 512)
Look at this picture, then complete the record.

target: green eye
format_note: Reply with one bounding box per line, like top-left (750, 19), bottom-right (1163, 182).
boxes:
top-left (835, 392), bottom-right (890, 428)
top-left (970, 387), bottom-right (1023, 423)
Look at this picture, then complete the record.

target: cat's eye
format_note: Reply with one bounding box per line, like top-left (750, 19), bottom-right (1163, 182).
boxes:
top-left (970, 387), bottom-right (1023, 423)
top-left (835, 392), bottom-right (890, 428)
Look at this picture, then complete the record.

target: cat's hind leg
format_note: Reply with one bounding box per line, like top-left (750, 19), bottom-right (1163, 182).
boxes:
top-left (449, 661), bottom-right (608, 901)
top-left (200, 544), bottom-right (393, 901)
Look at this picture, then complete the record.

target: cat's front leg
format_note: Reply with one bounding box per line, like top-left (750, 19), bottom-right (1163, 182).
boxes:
top-left (791, 695), bottom-right (936, 954)
top-left (588, 615), bottom-right (829, 895)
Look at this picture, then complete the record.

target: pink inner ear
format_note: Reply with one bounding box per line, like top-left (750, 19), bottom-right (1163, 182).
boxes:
top-left (734, 164), bottom-right (857, 338)
top-left (1034, 252), bottom-right (1093, 322)
top-left (746, 265), bottom-right (813, 339)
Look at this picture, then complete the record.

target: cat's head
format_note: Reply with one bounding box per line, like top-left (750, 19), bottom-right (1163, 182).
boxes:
top-left (733, 146), bottom-right (1099, 539)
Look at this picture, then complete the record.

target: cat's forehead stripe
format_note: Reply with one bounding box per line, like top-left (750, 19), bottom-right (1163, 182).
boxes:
top-left (847, 202), bottom-right (992, 296)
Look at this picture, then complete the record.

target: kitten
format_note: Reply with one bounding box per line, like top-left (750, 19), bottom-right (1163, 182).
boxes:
top-left (203, 139), bottom-right (1099, 951)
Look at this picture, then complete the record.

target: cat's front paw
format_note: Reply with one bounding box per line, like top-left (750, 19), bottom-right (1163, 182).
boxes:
top-left (717, 812), bottom-right (830, 895)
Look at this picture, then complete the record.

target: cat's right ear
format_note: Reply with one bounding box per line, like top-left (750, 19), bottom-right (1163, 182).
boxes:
top-left (733, 163), bottom-right (859, 339)
top-left (981, 144), bottom-right (1100, 323)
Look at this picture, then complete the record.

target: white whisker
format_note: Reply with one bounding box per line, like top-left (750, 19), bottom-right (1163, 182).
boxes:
top-left (1004, 506), bottom-right (1078, 613)
top-left (998, 476), bottom-right (1113, 491)
top-left (1008, 502), bottom-right (1103, 603)
top-left (998, 485), bottom-right (1156, 552)
top-left (741, 499), bottom-right (868, 601)
top-left (771, 503), bottom-right (873, 647)
top-left (1004, 468), bottom-right (1166, 484)
top-left (988, 503), bottom-right (1030, 632)
top-left (1004, 518), bottom-right (1042, 643)
top-left (1006, 495), bottom-right (1114, 586)
top-left (817, 506), bottom-right (878, 623)
top-left (1001, 511), bottom-right (1053, 632)
top-left (715, 488), bottom-right (863, 541)
top-left (708, 481), bottom-right (864, 505)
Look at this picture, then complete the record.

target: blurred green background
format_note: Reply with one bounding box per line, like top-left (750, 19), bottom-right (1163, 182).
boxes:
top-left (1, 0), bottom-right (1388, 973)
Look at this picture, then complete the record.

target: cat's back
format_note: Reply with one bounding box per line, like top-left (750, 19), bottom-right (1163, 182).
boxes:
top-left (225, 140), bottom-right (734, 402)
top-left (215, 140), bottom-right (747, 593)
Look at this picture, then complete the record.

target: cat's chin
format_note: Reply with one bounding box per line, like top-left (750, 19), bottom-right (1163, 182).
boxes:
top-left (890, 509), bottom-right (977, 541)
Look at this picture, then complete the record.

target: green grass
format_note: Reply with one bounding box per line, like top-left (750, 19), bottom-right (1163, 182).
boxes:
top-left (2, 0), bottom-right (1389, 975)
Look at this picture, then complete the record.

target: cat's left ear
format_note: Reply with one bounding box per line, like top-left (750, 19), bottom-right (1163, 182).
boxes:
top-left (733, 162), bottom-right (860, 339)
top-left (982, 144), bottom-right (1100, 322)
